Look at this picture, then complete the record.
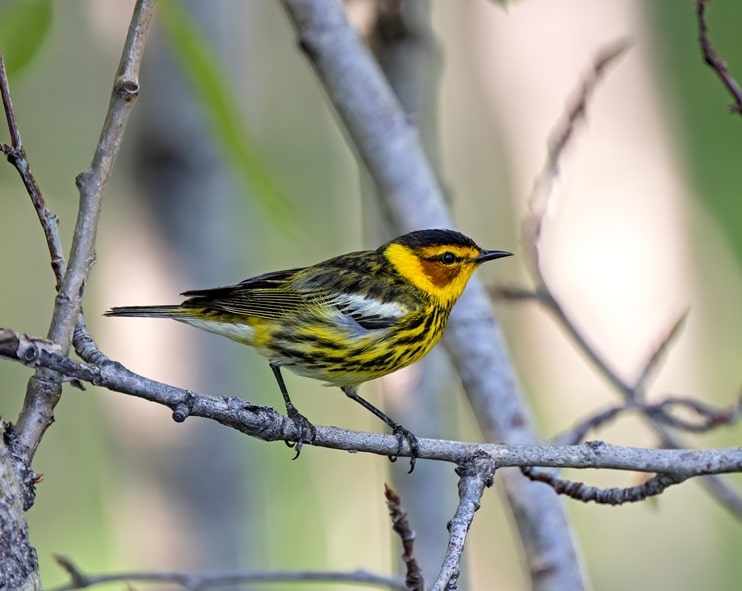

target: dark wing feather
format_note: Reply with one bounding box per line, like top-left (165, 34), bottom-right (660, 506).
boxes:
top-left (179, 255), bottom-right (420, 330)
top-left (180, 268), bottom-right (314, 319)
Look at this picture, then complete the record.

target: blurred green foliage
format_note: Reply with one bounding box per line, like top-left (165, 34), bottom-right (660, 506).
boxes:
top-left (0, 0), bottom-right (52, 75)
top-left (158, 0), bottom-right (295, 228)
top-left (651, 0), bottom-right (742, 267)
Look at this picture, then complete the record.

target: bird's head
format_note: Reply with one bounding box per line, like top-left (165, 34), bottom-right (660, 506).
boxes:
top-left (381, 229), bottom-right (512, 305)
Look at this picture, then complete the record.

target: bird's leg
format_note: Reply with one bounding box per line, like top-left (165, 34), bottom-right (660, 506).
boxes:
top-left (341, 386), bottom-right (419, 473)
top-left (270, 361), bottom-right (316, 458)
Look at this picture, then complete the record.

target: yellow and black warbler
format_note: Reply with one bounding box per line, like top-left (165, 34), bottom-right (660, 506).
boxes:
top-left (106, 229), bottom-right (512, 470)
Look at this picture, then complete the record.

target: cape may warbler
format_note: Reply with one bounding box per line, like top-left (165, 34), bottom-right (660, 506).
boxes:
top-left (106, 228), bottom-right (512, 470)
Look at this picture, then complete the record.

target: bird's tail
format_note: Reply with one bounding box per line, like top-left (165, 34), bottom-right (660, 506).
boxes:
top-left (105, 305), bottom-right (195, 319)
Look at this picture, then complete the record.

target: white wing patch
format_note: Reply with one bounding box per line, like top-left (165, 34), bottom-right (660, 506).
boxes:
top-left (332, 292), bottom-right (411, 331)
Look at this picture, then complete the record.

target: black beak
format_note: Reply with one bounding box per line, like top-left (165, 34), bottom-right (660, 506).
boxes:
top-left (473, 249), bottom-right (513, 263)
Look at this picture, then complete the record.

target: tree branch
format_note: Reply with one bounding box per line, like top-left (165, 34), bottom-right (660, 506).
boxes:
top-left (1, 328), bottom-right (740, 478)
top-left (0, 54), bottom-right (65, 285)
top-left (521, 468), bottom-right (685, 505)
top-left (632, 311), bottom-right (688, 396)
top-left (51, 555), bottom-right (407, 591)
top-left (13, 0), bottom-right (156, 460)
top-left (514, 36), bottom-right (742, 519)
top-left (523, 40), bottom-right (633, 399)
top-left (431, 457), bottom-right (495, 591)
top-left (0, 422), bottom-right (40, 590)
top-left (385, 484), bottom-right (424, 591)
top-left (553, 395), bottom-right (742, 446)
top-left (279, 2), bottom-right (586, 588)
top-left (696, 0), bottom-right (742, 114)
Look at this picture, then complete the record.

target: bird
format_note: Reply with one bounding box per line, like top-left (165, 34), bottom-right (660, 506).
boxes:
top-left (105, 228), bottom-right (512, 471)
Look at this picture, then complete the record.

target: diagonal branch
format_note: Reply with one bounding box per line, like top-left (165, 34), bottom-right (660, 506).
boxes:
top-left (49, 0), bottom-right (155, 354)
top-left (696, 0), bottom-right (742, 114)
top-left (0, 54), bottom-right (66, 284)
top-left (385, 484), bottom-right (424, 591)
top-left (632, 310), bottom-right (688, 396)
top-left (431, 456), bottom-right (495, 591)
top-left (523, 40), bottom-right (632, 399)
top-left (279, 2), bottom-right (586, 588)
top-left (526, 40), bottom-right (631, 271)
top-left (514, 35), bottom-right (742, 519)
top-left (13, 0), bottom-right (156, 460)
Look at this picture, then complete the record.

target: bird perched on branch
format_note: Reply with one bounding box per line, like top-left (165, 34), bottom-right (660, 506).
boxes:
top-left (106, 228), bottom-right (512, 471)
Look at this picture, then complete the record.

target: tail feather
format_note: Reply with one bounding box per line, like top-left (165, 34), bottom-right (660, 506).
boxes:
top-left (105, 305), bottom-right (190, 319)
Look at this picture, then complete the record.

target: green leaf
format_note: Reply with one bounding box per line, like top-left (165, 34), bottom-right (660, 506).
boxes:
top-left (0, 0), bottom-right (53, 75)
top-left (158, 0), bottom-right (295, 229)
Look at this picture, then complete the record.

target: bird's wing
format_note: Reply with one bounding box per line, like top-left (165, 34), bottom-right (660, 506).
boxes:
top-left (180, 268), bottom-right (310, 319)
top-left (180, 267), bottom-right (415, 330)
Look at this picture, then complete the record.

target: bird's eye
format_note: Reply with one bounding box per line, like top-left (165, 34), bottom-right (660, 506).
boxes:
top-left (441, 252), bottom-right (456, 265)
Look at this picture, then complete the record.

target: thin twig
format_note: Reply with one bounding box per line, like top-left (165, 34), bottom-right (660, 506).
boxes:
top-left (489, 285), bottom-right (544, 302)
top-left (431, 457), bottom-right (495, 591)
top-left (696, 0), bottom-right (742, 114)
top-left (50, 0), bottom-right (155, 350)
top-left (553, 404), bottom-right (628, 446)
top-left (542, 289), bottom-right (634, 399)
top-left (51, 555), bottom-right (407, 591)
top-left (523, 40), bottom-right (633, 400)
top-left (0, 53), bottom-right (66, 284)
top-left (525, 394), bottom-right (742, 504)
top-left (633, 311), bottom-right (688, 396)
top-left (385, 484), bottom-right (424, 591)
top-left (521, 467), bottom-right (685, 505)
top-left (14, 0), bottom-right (156, 460)
top-left (516, 38), bottom-right (742, 519)
top-left (647, 395), bottom-right (742, 434)
top-left (556, 394), bottom-right (742, 446)
top-left (526, 40), bottom-right (631, 269)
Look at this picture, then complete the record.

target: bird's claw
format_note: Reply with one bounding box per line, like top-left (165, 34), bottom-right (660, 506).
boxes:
top-left (389, 424), bottom-right (419, 473)
top-left (285, 410), bottom-right (316, 459)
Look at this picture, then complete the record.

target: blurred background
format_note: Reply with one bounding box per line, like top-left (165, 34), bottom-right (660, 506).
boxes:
top-left (0, 0), bottom-right (740, 589)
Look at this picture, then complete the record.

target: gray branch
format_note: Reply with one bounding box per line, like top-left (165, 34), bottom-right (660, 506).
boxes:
top-left (14, 0), bottom-right (157, 460)
top-left (50, 556), bottom-right (407, 591)
top-left (279, 1), bottom-right (586, 589)
top-left (431, 457), bottom-right (495, 591)
top-left (2, 329), bottom-right (740, 478)
top-left (0, 422), bottom-right (40, 590)
top-left (520, 38), bottom-right (742, 518)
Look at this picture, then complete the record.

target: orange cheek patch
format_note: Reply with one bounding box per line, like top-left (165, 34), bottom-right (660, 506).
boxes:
top-left (420, 260), bottom-right (459, 288)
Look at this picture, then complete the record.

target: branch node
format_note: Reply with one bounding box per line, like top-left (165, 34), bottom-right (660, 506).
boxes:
top-left (455, 453), bottom-right (496, 487)
top-left (74, 171), bottom-right (89, 189)
top-left (585, 439), bottom-right (606, 454)
top-left (115, 77), bottom-right (140, 101)
top-left (20, 342), bottom-right (40, 365)
top-left (1, 421), bottom-right (37, 510)
top-left (172, 392), bottom-right (195, 423)
top-left (53, 555), bottom-right (89, 587)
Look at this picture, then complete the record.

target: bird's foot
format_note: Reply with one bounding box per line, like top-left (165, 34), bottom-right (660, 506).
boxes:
top-left (284, 407), bottom-right (317, 459)
top-left (389, 424), bottom-right (420, 473)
